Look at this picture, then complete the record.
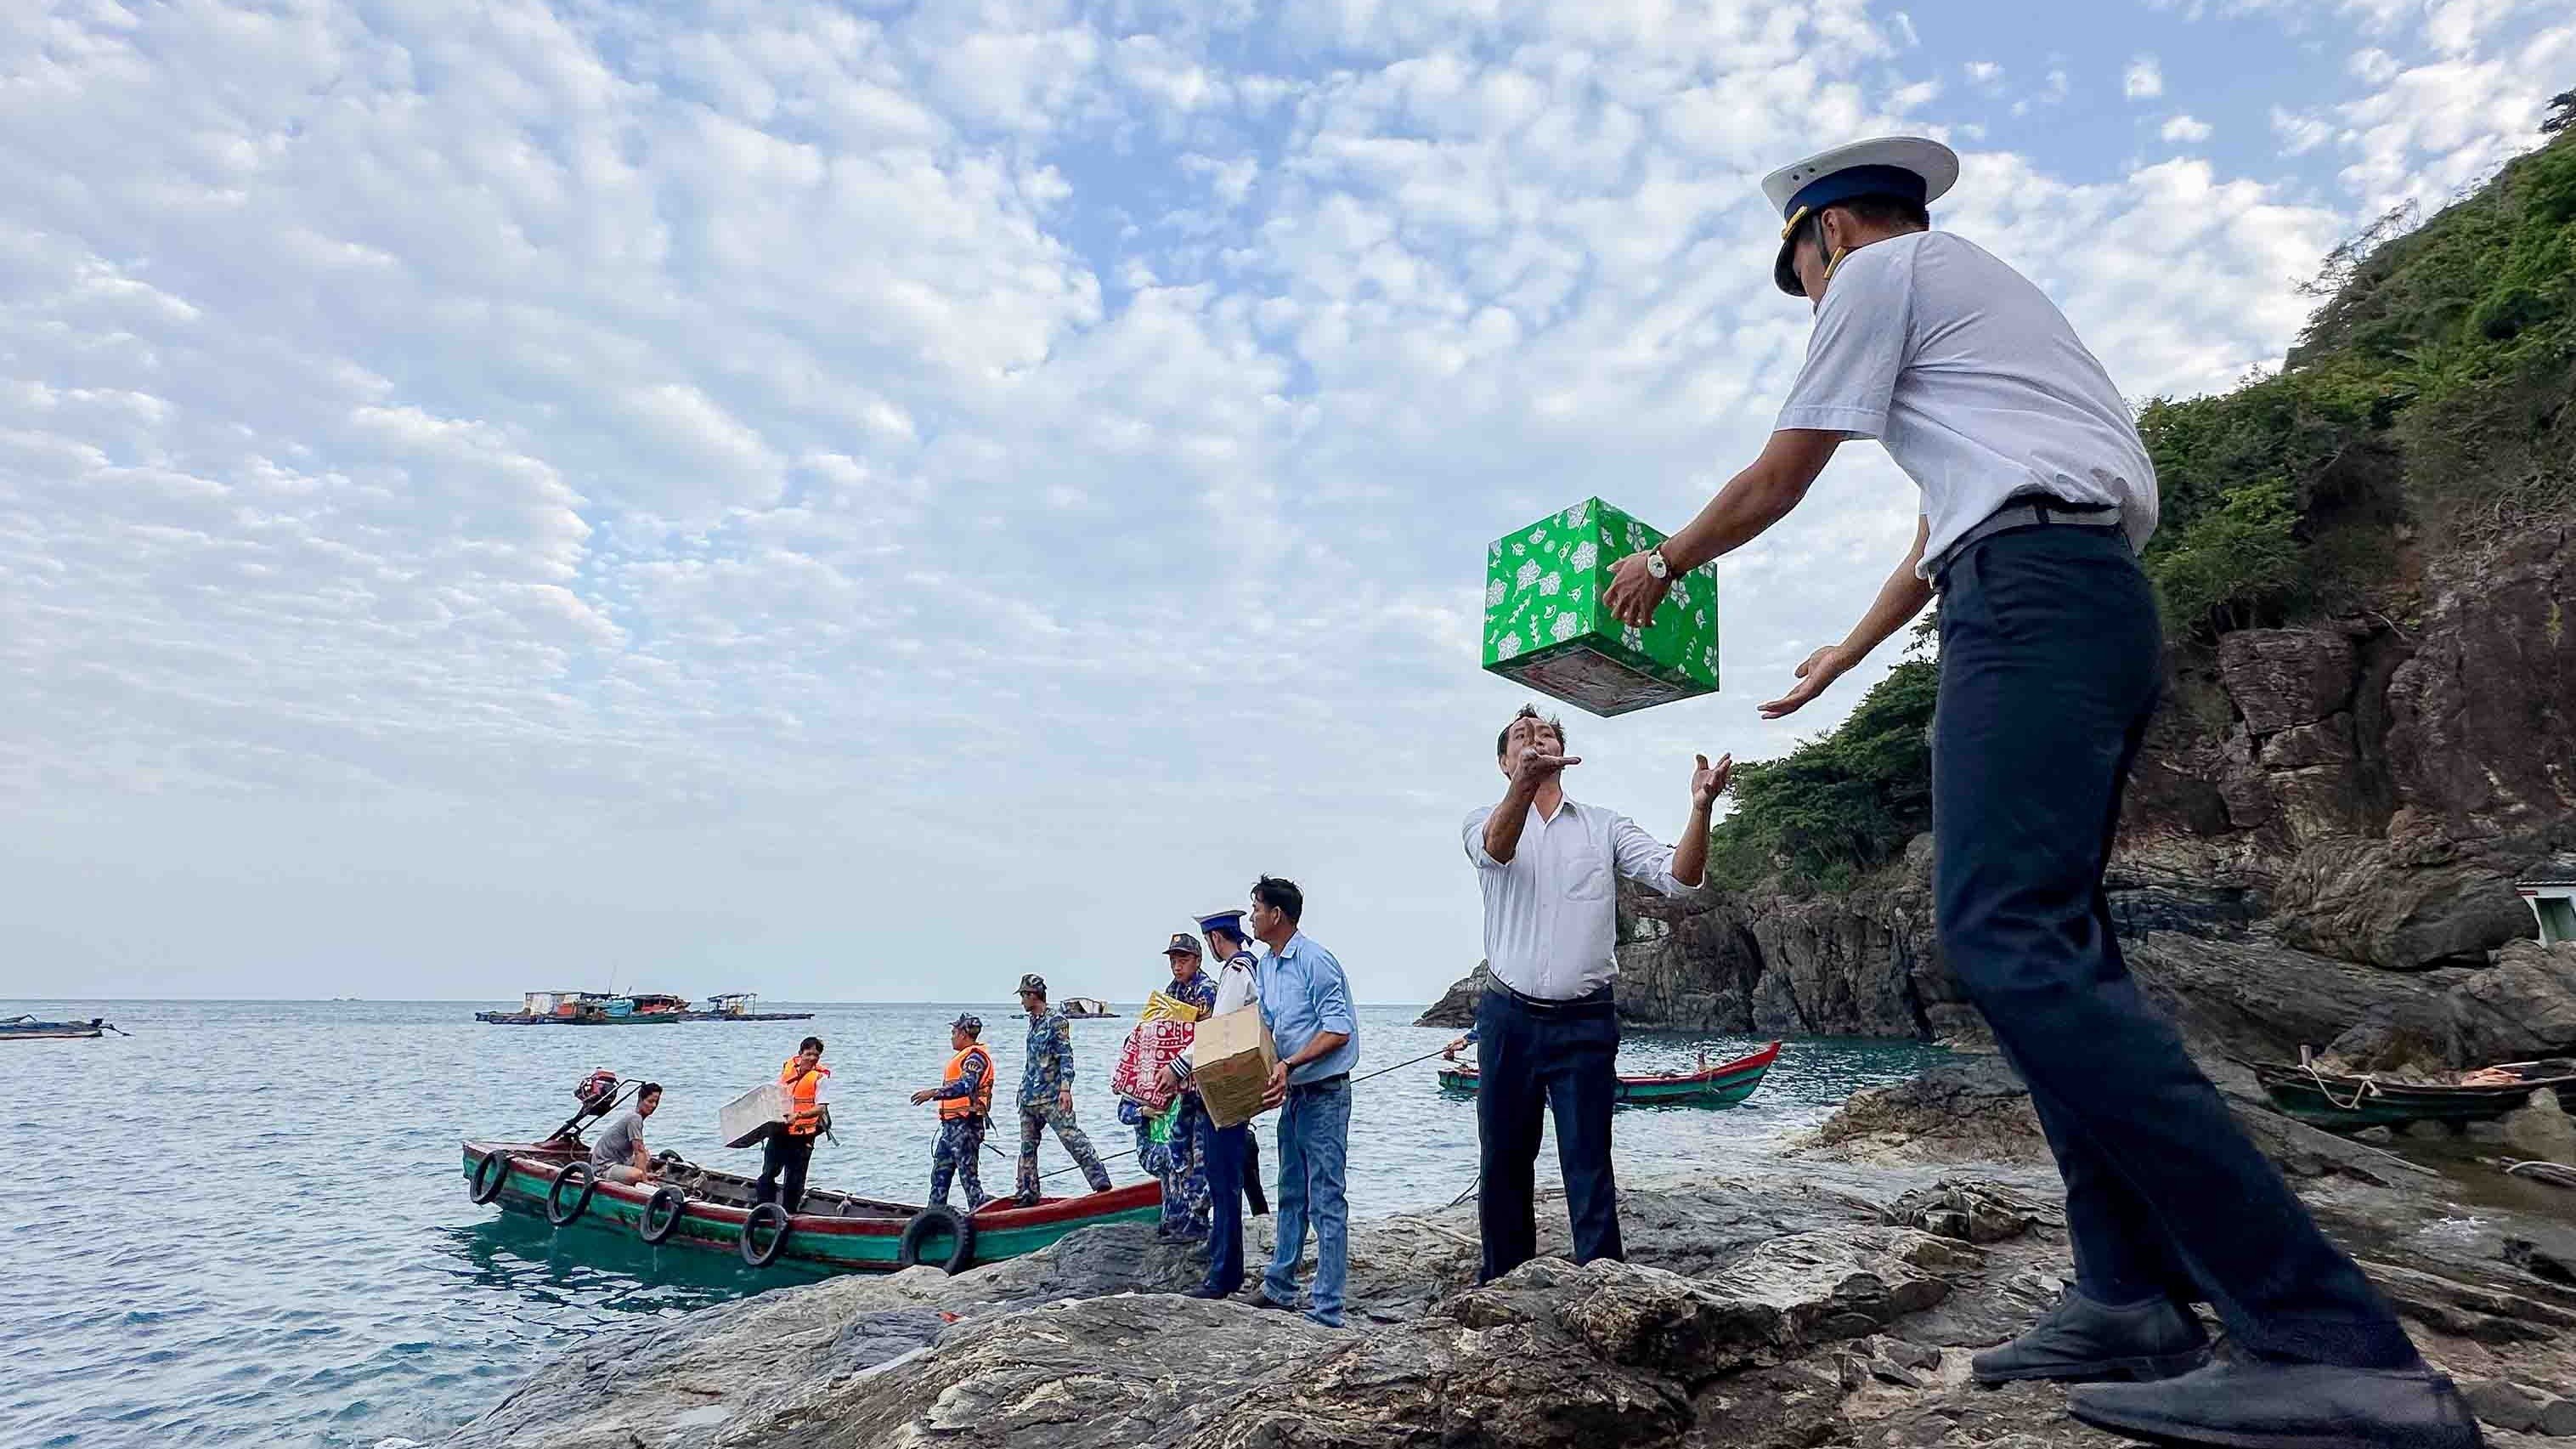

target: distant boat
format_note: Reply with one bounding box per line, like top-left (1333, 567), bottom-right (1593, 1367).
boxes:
top-left (676, 992), bottom-right (815, 1022)
top-left (461, 1138), bottom-right (1159, 1273)
top-left (1439, 1040), bottom-right (1781, 1107)
top-left (1061, 997), bottom-right (1119, 1020)
top-left (2, 1014), bottom-right (116, 1040)
top-left (476, 990), bottom-right (690, 1026)
top-left (2254, 1054), bottom-right (2576, 1132)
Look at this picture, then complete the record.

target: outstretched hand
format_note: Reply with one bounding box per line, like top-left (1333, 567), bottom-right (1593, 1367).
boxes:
top-left (1759, 646), bottom-right (1852, 719)
top-left (1602, 552), bottom-right (1670, 628)
top-left (1691, 752), bottom-right (1734, 807)
top-left (909, 1089), bottom-right (935, 1107)
top-left (1510, 744), bottom-right (1580, 791)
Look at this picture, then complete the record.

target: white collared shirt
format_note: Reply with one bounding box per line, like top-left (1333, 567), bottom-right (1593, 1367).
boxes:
top-left (1775, 231), bottom-right (2159, 576)
top-left (1462, 796), bottom-right (1691, 1000)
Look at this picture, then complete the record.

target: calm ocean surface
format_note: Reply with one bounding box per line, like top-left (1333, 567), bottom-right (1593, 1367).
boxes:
top-left (0, 999), bottom-right (1944, 1448)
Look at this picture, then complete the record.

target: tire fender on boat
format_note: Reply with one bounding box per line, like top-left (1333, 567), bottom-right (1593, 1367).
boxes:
top-left (740, 1202), bottom-right (792, 1266)
top-left (469, 1151), bottom-right (512, 1205)
top-left (895, 1204), bottom-right (975, 1274)
top-left (638, 1185), bottom-right (687, 1244)
top-left (545, 1161), bottom-right (597, 1225)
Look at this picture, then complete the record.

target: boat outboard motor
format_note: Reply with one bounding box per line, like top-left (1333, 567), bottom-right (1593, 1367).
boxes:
top-left (573, 1069), bottom-right (621, 1118)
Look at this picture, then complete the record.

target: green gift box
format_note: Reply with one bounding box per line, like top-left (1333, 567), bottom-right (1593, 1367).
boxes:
top-left (1481, 498), bottom-right (1720, 716)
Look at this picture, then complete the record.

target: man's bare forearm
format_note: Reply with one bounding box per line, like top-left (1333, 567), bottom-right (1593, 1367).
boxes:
top-left (1658, 431), bottom-right (1842, 573)
top-left (1481, 775), bottom-right (1541, 863)
top-left (1837, 524), bottom-right (1934, 663)
top-left (1670, 801), bottom-right (1715, 888)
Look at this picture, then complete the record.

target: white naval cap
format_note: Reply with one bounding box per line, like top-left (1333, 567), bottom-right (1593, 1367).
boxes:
top-left (1762, 136), bottom-right (1960, 295)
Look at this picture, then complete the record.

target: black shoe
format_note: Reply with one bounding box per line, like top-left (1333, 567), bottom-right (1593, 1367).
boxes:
top-left (1246, 1289), bottom-right (1301, 1312)
top-left (1183, 1282), bottom-right (1237, 1300)
top-left (1971, 1289), bottom-right (2210, 1385)
top-left (2067, 1357), bottom-right (2483, 1449)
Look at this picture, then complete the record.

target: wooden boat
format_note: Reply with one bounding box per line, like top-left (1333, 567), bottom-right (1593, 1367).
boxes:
top-left (676, 992), bottom-right (816, 1022)
top-left (1, 1014), bottom-right (113, 1040)
top-left (460, 1138), bottom-right (1161, 1273)
top-left (2253, 1056), bottom-right (2576, 1132)
top-left (1438, 1040), bottom-right (1782, 1106)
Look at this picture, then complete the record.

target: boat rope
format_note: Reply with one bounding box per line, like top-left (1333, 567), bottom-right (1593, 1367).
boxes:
top-left (2503, 1159), bottom-right (2576, 1190)
top-left (2302, 1060), bottom-right (2382, 1113)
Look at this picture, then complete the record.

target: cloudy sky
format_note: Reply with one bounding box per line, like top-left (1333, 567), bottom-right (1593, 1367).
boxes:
top-left (3, 0), bottom-right (2568, 1004)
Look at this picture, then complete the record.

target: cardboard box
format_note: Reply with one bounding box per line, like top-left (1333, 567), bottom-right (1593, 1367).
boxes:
top-left (719, 1081), bottom-right (790, 1149)
top-left (1482, 498), bottom-right (1720, 716)
top-left (1191, 1006), bottom-right (1278, 1130)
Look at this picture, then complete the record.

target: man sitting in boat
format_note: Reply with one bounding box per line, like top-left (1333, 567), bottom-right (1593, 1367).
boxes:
top-left (589, 1082), bottom-right (661, 1185)
top-left (912, 1013), bottom-right (996, 1211)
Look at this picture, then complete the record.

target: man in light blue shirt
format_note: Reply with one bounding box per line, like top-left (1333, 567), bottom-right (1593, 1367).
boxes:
top-left (1245, 874), bottom-right (1357, 1327)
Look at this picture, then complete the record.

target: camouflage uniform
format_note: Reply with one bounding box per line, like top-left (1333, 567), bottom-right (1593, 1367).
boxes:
top-left (1144, 965), bottom-right (1220, 1235)
top-left (1016, 1005), bottom-right (1112, 1202)
top-left (927, 1049), bottom-right (992, 1210)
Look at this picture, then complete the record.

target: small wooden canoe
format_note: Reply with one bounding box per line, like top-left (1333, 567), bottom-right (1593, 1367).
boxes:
top-left (1438, 1040), bottom-right (1782, 1107)
top-left (2253, 1058), bottom-right (2576, 1132)
top-left (1, 1015), bottom-right (111, 1040)
top-left (460, 1140), bottom-right (1160, 1274)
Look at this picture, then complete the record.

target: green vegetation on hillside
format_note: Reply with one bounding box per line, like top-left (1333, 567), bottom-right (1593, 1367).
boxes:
top-left (2138, 123), bottom-right (2576, 640)
top-left (1704, 658), bottom-right (1936, 893)
top-left (1707, 119), bottom-right (2575, 891)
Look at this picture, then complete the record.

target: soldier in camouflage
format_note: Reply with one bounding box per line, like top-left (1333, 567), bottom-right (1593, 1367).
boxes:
top-left (1139, 932), bottom-right (1217, 1239)
top-left (911, 1012), bottom-right (996, 1210)
top-left (1013, 973), bottom-right (1113, 1203)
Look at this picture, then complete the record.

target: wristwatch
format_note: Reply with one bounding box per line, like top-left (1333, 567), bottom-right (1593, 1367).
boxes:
top-left (1645, 547), bottom-right (1670, 580)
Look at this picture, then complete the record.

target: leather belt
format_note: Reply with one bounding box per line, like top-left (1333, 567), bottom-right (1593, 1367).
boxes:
top-left (1929, 496), bottom-right (2121, 588)
top-left (1488, 982), bottom-right (1617, 1016)
top-left (1289, 1073), bottom-right (1349, 1093)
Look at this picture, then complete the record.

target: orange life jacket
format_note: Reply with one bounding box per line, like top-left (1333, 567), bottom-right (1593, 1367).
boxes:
top-left (779, 1057), bottom-right (830, 1136)
top-left (940, 1044), bottom-right (996, 1120)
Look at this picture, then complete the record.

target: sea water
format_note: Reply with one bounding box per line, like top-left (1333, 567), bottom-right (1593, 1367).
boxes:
top-left (0, 999), bottom-right (1943, 1447)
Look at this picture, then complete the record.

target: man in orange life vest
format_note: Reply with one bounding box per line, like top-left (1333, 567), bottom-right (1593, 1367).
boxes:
top-left (755, 1035), bottom-right (830, 1213)
top-left (912, 1013), bottom-right (996, 1210)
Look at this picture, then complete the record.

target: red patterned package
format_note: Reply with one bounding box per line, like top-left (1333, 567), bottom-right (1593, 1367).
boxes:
top-left (1110, 1018), bottom-right (1196, 1112)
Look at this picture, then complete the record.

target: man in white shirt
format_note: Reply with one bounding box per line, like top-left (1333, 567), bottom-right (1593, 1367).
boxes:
top-left (1598, 137), bottom-right (2471, 1449)
top-left (1462, 704), bottom-right (1729, 1282)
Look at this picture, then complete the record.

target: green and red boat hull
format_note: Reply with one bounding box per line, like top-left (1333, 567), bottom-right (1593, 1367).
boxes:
top-left (1438, 1040), bottom-right (1781, 1106)
top-left (461, 1141), bottom-right (1161, 1273)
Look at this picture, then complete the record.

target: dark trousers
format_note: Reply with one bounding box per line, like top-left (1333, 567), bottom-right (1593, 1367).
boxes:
top-left (1933, 523), bottom-right (2415, 1369)
top-left (754, 1129), bottom-right (816, 1213)
top-left (1199, 1114), bottom-right (1252, 1293)
top-left (1474, 984), bottom-right (1621, 1283)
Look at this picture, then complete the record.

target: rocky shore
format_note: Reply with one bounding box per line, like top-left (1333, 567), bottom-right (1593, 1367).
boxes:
top-left (448, 1056), bottom-right (2576, 1449)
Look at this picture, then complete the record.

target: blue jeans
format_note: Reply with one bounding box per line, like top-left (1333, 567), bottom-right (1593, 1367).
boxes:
top-left (1260, 1075), bottom-right (1351, 1327)
top-left (1934, 522), bottom-right (2413, 1369)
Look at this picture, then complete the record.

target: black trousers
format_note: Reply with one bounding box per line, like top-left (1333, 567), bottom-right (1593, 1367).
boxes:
top-left (754, 1129), bottom-right (816, 1213)
top-left (1474, 984), bottom-right (1621, 1282)
top-left (1933, 522), bottom-right (2414, 1369)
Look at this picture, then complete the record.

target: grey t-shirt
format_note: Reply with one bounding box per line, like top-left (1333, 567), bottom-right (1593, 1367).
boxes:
top-left (590, 1109), bottom-right (645, 1169)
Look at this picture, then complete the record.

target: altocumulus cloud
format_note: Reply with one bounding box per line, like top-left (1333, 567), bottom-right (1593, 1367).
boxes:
top-left (0, 0), bottom-right (2568, 1000)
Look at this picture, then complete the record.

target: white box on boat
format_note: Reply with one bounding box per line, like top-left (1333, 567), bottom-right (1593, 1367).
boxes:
top-left (720, 1082), bottom-right (790, 1148)
top-left (1192, 1006), bottom-right (1278, 1130)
